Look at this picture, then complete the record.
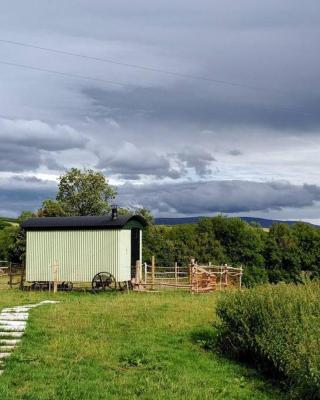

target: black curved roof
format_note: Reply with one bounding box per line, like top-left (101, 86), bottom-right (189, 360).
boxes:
top-left (21, 214), bottom-right (147, 230)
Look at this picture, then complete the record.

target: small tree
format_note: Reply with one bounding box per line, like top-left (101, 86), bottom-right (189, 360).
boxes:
top-left (56, 168), bottom-right (116, 216)
top-left (135, 207), bottom-right (154, 226)
top-left (7, 211), bottom-right (34, 263)
top-left (116, 206), bottom-right (154, 225)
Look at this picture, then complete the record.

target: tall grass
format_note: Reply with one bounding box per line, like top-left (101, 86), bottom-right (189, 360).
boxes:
top-left (216, 282), bottom-right (320, 399)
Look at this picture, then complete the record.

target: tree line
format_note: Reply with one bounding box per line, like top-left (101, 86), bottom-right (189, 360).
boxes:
top-left (143, 217), bottom-right (320, 286)
top-left (1, 168), bottom-right (320, 286)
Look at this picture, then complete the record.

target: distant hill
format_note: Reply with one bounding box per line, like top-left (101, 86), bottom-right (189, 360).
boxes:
top-left (154, 216), bottom-right (317, 228)
top-left (0, 217), bottom-right (18, 223)
top-left (0, 215), bottom-right (316, 229)
top-left (0, 217), bottom-right (19, 229)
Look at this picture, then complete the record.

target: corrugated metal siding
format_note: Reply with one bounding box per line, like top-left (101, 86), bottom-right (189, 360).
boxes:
top-left (26, 229), bottom-right (126, 282)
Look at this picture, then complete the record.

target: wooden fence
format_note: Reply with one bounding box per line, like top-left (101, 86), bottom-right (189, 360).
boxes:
top-left (0, 261), bottom-right (25, 289)
top-left (134, 257), bottom-right (243, 293)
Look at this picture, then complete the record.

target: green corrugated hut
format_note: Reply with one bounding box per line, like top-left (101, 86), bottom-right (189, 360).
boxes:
top-left (21, 209), bottom-right (146, 284)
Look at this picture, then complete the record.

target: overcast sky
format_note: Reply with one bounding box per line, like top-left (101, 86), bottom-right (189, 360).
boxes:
top-left (1, 1), bottom-right (320, 221)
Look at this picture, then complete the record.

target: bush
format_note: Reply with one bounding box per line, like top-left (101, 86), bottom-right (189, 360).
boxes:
top-left (215, 283), bottom-right (320, 399)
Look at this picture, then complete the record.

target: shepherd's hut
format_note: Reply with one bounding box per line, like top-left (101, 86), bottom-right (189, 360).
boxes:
top-left (21, 208), bottom-right (146, 287)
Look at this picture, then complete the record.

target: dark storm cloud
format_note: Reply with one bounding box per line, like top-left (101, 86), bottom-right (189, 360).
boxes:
top-left (118, 180), bottom-right (320, 215)
top-left (0, 176), bottom-right (56, 215)
top-left (0, 144), bottom-right (42, 172)
top-left (2, 176), bottom-right (320, 218)
top-left (83, 86), bottom-right (320, 131)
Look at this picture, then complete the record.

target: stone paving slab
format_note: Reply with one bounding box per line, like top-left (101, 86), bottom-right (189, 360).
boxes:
top-left (0, 300), bottom-right (59, 376)
top-left (0, 314), bottom-right (29, 321)
top-left (0, 321), bottom-right (27, 326)
top-left (0, 346), bottom-right (15, 351)
top-left (0, 326), bottom-right (25, 332)
top-left (0, 339), bottom-right (21, 345)
top-left (0, 332), bottom-right (24, 338)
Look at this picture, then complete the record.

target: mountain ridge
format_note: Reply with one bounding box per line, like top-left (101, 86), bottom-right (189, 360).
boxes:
top-left (154, 216), bottom-right (318, 228)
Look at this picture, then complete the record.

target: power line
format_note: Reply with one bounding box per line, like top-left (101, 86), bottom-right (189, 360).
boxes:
top-left (0, 38), bottom-right (290, 96)
top-left (0, 60), bottom-right (145, 89)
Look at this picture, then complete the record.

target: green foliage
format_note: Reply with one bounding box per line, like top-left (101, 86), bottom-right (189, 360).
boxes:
top-left (0, 225), bottom-right (19, 260)
top-left (134, 207), bottom-right (154, 225)
top-left (117, 206), bottom-right (154, 225)
top-left (37, 199), bottom-right (66, 217)
top-left (210, 216), bottom-right (266, 268)
top-left (264, 224), bottom-right (301, 283)
top-left (56, 168), bottom-right (116, 216)
top-left (194, 218), bottom-right (226, 263)
top-left (17, 211), bottom-right (34, 222)
top-left (0, 220), bottom-right (11, 230)
top-left (3, 211), bottom-right (33, 263)
top-left (7, 225), bottom-right (26, 263)
top-left (215, 283), bottom-right (320, 399)
top-left (143, 217), bottom-right (320, 286)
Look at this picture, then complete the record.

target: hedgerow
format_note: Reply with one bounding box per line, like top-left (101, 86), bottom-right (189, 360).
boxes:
top-left (215, 283), bottom-right (320, 399)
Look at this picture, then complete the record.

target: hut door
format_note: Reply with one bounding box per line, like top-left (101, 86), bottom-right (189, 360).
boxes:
top-left (131, 228), bottom-right (140, 271)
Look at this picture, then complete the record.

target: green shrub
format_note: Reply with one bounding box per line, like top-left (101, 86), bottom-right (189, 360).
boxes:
top-left (215, 283), bottom-right (320, 399)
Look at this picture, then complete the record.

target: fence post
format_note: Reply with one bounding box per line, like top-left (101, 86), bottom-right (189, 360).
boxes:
top-left (135, 260), bottom-right (141, 285)
top-left (53, 261), bottom-right (60, 293)
top-left (225, 264), bottom-right (228, 288)
top-left (189, 258), bottom-right (194, 285)
top-left (189, 258), bottom-right (195, 292)
top-left (151, 256), bottom-right (155, 290)
top-left (174, 262), bottom-right (178, 288)
top-left (144, 262), bottom-right (147, 284)
top-left (9, 262), bottom-right (12, 288)
top-left (239, 265), bottom-right (243, 289)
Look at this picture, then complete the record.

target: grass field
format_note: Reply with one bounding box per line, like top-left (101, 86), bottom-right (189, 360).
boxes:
top-left (0, 290), bottom-right (286, 400)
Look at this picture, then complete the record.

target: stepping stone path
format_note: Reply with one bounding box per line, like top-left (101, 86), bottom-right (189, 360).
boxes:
top-left (0, 300), bottom-right (59, 376)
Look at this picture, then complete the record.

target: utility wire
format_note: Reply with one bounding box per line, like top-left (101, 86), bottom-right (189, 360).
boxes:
top-left (0, 38), bottom-right (290, 96)
top-left (0, 60), bottom-right (145, 89)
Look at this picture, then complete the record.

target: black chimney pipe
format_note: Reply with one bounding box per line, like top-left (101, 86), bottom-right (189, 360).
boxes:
top-left (111, 205), bottom-right (118, 220)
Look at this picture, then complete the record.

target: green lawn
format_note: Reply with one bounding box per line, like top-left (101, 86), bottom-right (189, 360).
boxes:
top-left (0, 290), bottom-right (286, 400)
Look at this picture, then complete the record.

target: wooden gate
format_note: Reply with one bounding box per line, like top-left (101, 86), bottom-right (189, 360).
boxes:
top-left (0, 261), bottom-right (25, 289)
